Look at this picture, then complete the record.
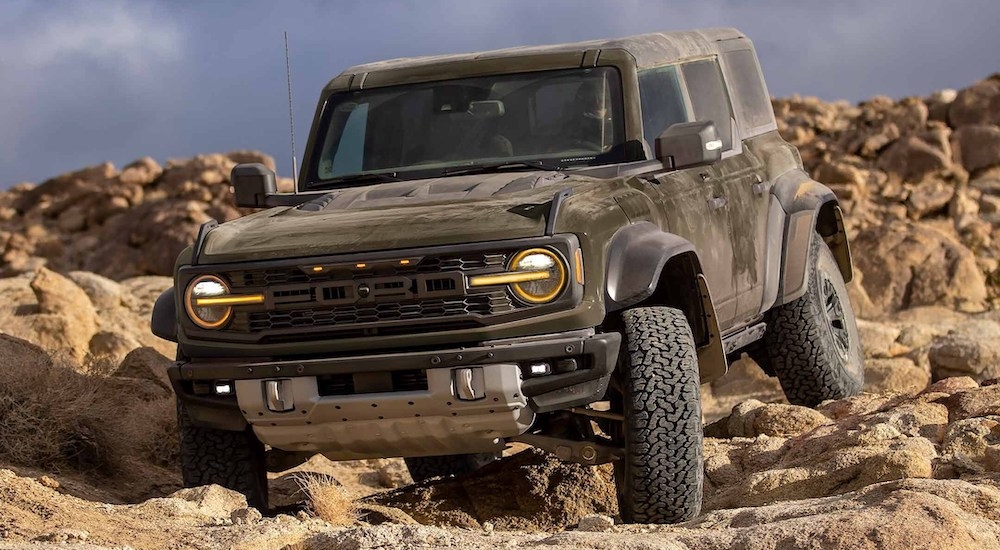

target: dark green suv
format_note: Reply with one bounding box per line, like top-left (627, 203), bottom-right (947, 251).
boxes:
top-left (152, 27), bottom-right (864, 524)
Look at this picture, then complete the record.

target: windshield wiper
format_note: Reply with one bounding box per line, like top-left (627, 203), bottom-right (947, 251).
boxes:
top-left (311, 172), bottom-right (402, 190)
top-left (443, 161), bottom-right (564, 176)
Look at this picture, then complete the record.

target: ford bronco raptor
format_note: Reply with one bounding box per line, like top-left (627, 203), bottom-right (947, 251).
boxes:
top-left (152, 28), bottom-right (864, 524)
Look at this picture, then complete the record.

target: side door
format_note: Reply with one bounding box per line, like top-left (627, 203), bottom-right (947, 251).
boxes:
top-left (718, 45), bottom-right (783, 319)
top-left (637, 63), bottom-right (739, 330)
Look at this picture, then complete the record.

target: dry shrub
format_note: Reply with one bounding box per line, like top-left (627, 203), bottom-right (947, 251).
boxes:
top-left (0, 353), bottom-right (117, 472)
top-left (0, 348), bottom-right (177, 475)
top-left (121, 397), bottom-right (179, 468)
top-left (301, 474), bottom-right (358, 526)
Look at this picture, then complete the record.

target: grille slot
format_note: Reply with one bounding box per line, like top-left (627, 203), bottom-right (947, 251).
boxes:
top-left (316, 370), bottom-right (428, 396)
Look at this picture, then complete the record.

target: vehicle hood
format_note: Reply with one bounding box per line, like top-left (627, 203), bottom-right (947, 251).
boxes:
top-left (200, 171), bottom-right (621, 262)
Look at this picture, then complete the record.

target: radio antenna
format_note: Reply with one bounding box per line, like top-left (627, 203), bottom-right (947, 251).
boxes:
top-left (284, 31), bottom-right (298, 192)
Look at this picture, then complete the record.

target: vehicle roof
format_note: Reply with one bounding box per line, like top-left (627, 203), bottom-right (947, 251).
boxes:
top-left (339, 28), bottom-right (747, 76)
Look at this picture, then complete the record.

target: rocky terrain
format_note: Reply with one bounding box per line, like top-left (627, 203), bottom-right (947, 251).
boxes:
top-left (0, 74), bottom-right (998, 549)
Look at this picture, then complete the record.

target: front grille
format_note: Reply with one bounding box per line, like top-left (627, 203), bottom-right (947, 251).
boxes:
top-left (217, 250), bottom-right (517, 342)
top-left (242, 291), bottom-right (512, 332)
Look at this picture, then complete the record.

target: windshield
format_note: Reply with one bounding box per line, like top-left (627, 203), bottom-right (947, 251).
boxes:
top-left (307, 67), bottom-right (626, 188)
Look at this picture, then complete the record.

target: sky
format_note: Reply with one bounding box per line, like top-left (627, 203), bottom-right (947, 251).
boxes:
top-left (1, 0), bottom-right (998, 187)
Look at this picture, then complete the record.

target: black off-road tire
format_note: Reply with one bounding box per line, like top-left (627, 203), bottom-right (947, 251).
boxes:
top-left (764, 233), bottom-right (864, 407)
top-left (404, 452), bottom-right (498, 482)
top-left (177, 400), bottom-right (269, 511)
top-left (615, 306), bottom-right (703, 524)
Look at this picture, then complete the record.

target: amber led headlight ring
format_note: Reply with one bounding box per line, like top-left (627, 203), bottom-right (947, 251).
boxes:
top-left (184, 275), bottom-right (236, 329)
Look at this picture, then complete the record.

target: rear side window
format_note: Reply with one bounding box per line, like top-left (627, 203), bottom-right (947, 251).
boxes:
top-left (638, 65), bottom-right (689, 151)
top-left (722, 49), bottom-right (774, 132)
top-left (681, 59), bottom-right (734, 151)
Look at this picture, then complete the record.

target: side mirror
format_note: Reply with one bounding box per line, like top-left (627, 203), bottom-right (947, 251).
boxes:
top-left (231, 163), bottom-right (277, 208)
top-left (655, 121), bottom-right (723, 169)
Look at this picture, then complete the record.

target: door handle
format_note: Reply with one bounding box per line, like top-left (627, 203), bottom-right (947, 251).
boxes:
top-left (708, 196), bottom-right (728, 210)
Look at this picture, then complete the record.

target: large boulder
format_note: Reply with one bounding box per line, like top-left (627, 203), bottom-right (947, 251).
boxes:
top-left (29, 268), bottom-right (98, 362)
top-left (851, 220), bottom-right (986, 313)
top-left (928, 321), bottom-right (1000, 382)
top-left (877, 136), bottom-right (953, 182)
top-left (948, 74), bottom-right (1000, 127)
top-left (952, 124), bottom-right (1000, 174)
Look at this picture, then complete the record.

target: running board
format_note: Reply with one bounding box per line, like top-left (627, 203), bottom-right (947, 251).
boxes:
top-left (722, 322), bottom-right (767, 356)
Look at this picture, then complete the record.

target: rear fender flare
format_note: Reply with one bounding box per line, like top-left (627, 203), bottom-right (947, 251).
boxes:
top-left (772, 169), bottom-right (854, 305)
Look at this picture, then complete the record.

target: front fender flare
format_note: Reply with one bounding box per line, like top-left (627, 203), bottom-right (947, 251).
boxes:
top-left (604, 222), bottom-right (727, 382)
top-left (151, 287), bottom-right (178, 342)
top-left (605, 222), bottom-right (696, 310)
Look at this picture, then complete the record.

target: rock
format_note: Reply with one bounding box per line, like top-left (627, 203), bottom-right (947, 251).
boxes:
top-left (702, 357), bottom-right (786, 423)
top-left (369, 448), bottom-right (617, 531)
top-left (858, 320), bottom-right (903, 358)
top-left (29, 268), bottom-right (98, 362)
top-left (118, 157), bottom-right (163, 186)
top-left (929, 323), bottom-right (1000, 382)
top-left (354, 503), bottom-right (420, 526)
top-left (0, 333), bottom-right (52, 368)
top-left (67, 271), bottom-right (125, 310)
top-left (852, 220), bottom-right (986, 313)
top-left (89, 330), bottom-right (142, 364)
top-left (953, 124), bottom-right (1000, 174)
top-left (113, 347), bottom-right (173, 391)
top-left (939, 384), bottom-right (1000, 421)
top-left (169, 485), bottom-right (248, 519)
top-left (864, 357), bottom-right (931, 394)
top-left (846, 269), bottom-right (881, 319)
top-left (906, 177), bottom-right (955, 218)
top-left (877, 136), bottom-right (952, 182)
top-left (576, 514), bottom-right (615, 532)
top-left (38, 475), bottom-right (60, 489)
top-left (119, 276), bottom-right (173, 318)
top-left (948, 75), bottom-right (1000, 127)
top-left (231, 507), bottom-right (263, 525)
top-left (724, 400), bottom-right (830, 438)
top-left (942, 416), bottom-right (1000, 469)
top-left (226, 150), bottom-right (277, 171)
top-left (924, 376), bottom-right (980, 396)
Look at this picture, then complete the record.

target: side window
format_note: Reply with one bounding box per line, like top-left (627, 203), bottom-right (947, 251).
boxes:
top-left (638, 65), bottom-right (689, 151)
top-left (681, 59), bottom-right (734, 151)
top-left (722, 49), bottom-right (773, 132)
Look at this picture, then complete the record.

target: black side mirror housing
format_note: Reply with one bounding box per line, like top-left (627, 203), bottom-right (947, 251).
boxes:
top-left (232, 163), bottom-right (277, 208)
top-left (655, 121), bottom-right (723, 169)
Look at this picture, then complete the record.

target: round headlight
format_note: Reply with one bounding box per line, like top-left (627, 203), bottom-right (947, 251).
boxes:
top-left (509, 248), bottom-right (567, 304)
top-left (185, 275), bottom-right (232, 329)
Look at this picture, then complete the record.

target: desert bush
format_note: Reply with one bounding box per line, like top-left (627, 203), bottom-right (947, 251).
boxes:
top-left (0, 345), bottom-right (177, 475)
top-left (301, 474), bottom-right (358, 526)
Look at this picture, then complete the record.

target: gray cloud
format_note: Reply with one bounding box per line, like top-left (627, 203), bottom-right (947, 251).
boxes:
top-left (1, 0), bottom-right (998, 186)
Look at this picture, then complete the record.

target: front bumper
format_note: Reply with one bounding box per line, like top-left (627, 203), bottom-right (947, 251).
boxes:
top-left (170, 330), bottom-right (621, 459)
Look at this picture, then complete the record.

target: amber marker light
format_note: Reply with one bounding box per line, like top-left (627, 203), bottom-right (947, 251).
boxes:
top-left (399, 259), bottom-right (411, 265)
top-left (574, 248), bottom-right (585, 285)
top-left (356, 263), bottom-right (367, 268)
top-left (311, 266), bottom-right (324, 272)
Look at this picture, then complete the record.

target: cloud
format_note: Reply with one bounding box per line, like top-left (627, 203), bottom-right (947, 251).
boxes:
top-left (1, 1), bottom-right (998, 187)
top-left (0, 0), bottom-right (183, 180)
